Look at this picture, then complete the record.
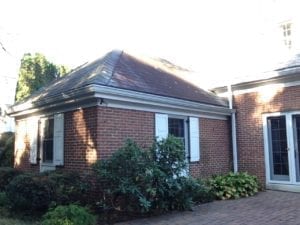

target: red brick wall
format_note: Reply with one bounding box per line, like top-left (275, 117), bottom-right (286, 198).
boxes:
top-left (63, 106), bottom-right (155, 170)
top-left (64, 107), bottom-right (98, 171)
top-left (190, 118), bottom-right (232, 178)
top-left (15, 106), bottom-right (232, 178)
top-left (96, 107), bottom-right (154, 159)
top-left (234, 85), bottom-right (300, 186)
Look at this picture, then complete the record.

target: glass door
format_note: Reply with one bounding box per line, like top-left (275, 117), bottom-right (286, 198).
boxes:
top-left (293, 115), bottom-right (300, 182)
top-left (267, 116), bottom-right (290, 181)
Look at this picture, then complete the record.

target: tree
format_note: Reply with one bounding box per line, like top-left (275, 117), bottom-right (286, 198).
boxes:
top-left (15, 53), bottom-right (68, 102)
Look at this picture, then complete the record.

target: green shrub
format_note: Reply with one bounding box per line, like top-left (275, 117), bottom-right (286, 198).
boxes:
top-left (42, 204), bottom-right (96, 225)
top-left (0, 132), bottom-right (15, 167)
top-left (44, 170), bottom-right (91, 206)
top-left (6, 174), bottom-right (52, 212)
top-left (93, 136), bottom-right (197, 215)
top-left (5, 171), bottom-right (91, 213)
top-left (193, 179), bottom-right (215, 203)
top-left (209, 172), bottom-right (259, 200)
top-left (0, 167), bottom-right (22, 191)
top-left (0, 192), bottom-right (9, 206)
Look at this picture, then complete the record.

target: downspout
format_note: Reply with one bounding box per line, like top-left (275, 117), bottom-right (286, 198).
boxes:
top-left (227, 84), bottom-right (238, 173)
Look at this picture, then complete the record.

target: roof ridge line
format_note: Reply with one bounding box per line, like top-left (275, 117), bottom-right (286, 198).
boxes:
top-left (104, 50), bottom-right (123, 85)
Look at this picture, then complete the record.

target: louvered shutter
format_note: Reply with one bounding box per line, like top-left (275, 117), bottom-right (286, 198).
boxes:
top-left (189, 117), bottom-right (200, 162)
top-left (28, 117), bottom-right (38, 164)
top-left (155, 113), bottom-right (168, 141)
top-left (53, 113), bottom-right (64, 166)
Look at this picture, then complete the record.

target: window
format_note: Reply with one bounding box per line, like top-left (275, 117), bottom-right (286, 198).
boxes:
top-left (42, 118), bottom-right (54, 163)
top-left (39, 113), bottom-right (64, 170)
top-left (168, 118), bottom-right (185, 147)
top-left (281, 22), bottom-right (292, 50)
top-left (155, 114), bottom-right (200, 162)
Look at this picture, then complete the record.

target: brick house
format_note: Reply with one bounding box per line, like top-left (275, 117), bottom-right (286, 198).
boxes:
top-left (8, 50), bottom-right (233, 178)
top-left (213, 57), bottom-right (300, 191)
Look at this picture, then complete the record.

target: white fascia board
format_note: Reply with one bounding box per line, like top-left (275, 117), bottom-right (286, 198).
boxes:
top-left (9, 84), bottom-right (233, 118)
top-left (91, 85), bottom-right (233, 116)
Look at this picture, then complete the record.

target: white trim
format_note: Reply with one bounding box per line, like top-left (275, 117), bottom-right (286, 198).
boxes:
top-left (103, 99), bottom-right (229, 120)
top-left (267, 183), bottom-right (300, 193)
top-left (262, 114), bottom-right (271, 185)
top-left (230, 80), bottom-right (300, 96)
top-left (93, 85), bottom-right (231, 116)
top-left (9, 84), bottom-right (232, 119)
top-left (263, 111), bottom-right (300, 187)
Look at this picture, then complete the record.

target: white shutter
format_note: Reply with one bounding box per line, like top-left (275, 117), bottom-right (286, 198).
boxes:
top-left (28, 117), bottom-right (39, 164)
top-left (189, 117), bottom-right (200, 162)
top-left (53, 113), bottom-right (64, 166)
top-left (155, 113), bottom-right (168, 141)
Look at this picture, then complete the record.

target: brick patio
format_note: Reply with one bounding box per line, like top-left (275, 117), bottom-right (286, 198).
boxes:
top-left (117, 191), bottom-right (300, 225)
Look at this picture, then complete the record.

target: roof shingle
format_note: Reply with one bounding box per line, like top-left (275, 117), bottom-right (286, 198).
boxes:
top-left (18, 50), bottom-right (228, 107)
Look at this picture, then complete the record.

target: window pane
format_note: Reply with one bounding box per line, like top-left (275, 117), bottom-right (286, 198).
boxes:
top-left (168, 118), bottom-right (184, 138)
top-left (168, 118), bottom-right (185, 146)
top-left (43, 118), bottom-right (54, 163)
top-left (268, 116), bottom-right (289, 178)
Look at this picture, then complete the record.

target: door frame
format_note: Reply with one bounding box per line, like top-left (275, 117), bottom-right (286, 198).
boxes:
top-left (263, 111), bottom-right (300, 186)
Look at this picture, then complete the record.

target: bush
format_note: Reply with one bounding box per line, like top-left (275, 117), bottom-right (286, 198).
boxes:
top-left (44, 170), bottom-right (91, 206)
top-left (0, 192), bottom-right (9, 207)
top-left (0, 132), bottom-right (14, 167)
top-left (42, 204), bottom-right (96, 225)
top-left (209, 172), bottom-right (259, 200)
top-left (193, 179), bottom-right (215, 203)
top-left (93, 136), bottom-right (197, 215)
top-left (5, 171), bottom-right (91, 213)
top-left (0, 167), bottom-right (22, 191)
top-left (6, 174), bottom-right (52, 212)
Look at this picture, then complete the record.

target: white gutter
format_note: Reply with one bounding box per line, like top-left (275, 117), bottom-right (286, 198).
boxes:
top-left (228, 84), bottom-right (238, 173)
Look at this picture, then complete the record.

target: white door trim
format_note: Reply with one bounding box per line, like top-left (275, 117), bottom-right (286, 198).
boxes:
top-left (263, 111), bottom-right (300, 187)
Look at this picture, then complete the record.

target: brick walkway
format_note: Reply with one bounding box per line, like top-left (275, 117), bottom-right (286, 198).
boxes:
top-left (117, 191), bottom-right (300, 225)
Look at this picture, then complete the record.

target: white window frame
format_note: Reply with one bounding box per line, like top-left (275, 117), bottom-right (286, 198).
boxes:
top-left (263, 111), bottom-right (300, 187)
top-left (39, 113), bottom-right (64, 172)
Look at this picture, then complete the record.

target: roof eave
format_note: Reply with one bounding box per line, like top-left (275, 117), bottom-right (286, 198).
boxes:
top-left (8, 84), bottom-right (233, 118)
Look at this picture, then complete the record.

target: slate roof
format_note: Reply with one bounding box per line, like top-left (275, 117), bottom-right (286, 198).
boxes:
top-left (18, 50), bottom-right (228, 107)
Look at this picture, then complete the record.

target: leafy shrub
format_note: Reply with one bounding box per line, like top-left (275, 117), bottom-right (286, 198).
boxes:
top-left (6, 174), bottom-right (52, 212)
top-left (42, 204), bottom-right (96, 225)
top-left (5, 171), bottom-right (91, 213)
top-left (44, 170), bottom-right (91, 206)
top-left (0, 132), bottom-right (15, 167)
top-left (0, 167), bottom-right (22, 191)
top-left (209, 172), bottom-right (259, 200)
top-left (193, 179), bottom-right (215, 203)
top-left (0, 192), bottom-right (9, 207)
top-left (93, 136), bottom-right (197, 215)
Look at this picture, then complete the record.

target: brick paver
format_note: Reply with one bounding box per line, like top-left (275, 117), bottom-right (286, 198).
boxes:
top-left (117, 191), bottom-right (300, 225)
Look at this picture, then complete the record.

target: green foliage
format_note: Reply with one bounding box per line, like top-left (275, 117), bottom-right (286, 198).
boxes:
top-left (152, 136), bottom-right (187, 177)
top-left (0, 192), bottom-right (9, 207)
top-left (43, 170), bottom-right (91, 206)
top-left (0, 132), bottom-right (15, 167)
top-left (42, 205), bottom-right (96, 225)
top-left (209, 172), bottom-right (259, 200)
top-left (0, 167), bottom-right (22, 191)
top-left (93, 136), bottom-right (197, 215)
top-left (15, 53), bottom-right (68, 102)
top-left (6, 174), bottom-right (52, 212)
top-left (5, 171), bottom-right (90, 213)
top-left (193, 179), bottom-right (215, 203)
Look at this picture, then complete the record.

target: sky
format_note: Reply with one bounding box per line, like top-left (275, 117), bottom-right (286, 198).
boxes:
top-left (0, 0), bottom-right (295, 104)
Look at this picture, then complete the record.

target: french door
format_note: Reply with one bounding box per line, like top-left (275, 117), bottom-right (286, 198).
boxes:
top-left (264, 113), bottom-right (300, 184)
